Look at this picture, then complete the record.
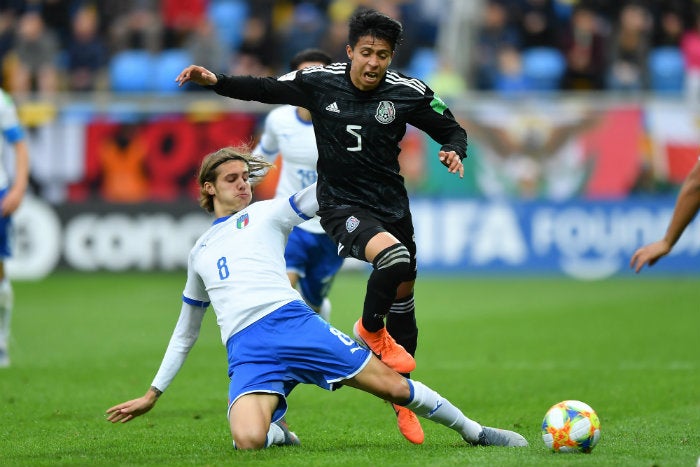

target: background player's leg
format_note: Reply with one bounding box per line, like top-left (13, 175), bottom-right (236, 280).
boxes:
top-left (0, 272), bottom-right (13, 368)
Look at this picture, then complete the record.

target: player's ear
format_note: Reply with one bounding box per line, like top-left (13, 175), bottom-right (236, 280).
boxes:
top-left (204, 181), bottom-right (215, 195)
top-left (346, 44), bottom-right (353, 60)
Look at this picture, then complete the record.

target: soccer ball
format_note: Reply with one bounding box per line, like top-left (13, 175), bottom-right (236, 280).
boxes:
top-left (542, 400), bottom-right (601, 453)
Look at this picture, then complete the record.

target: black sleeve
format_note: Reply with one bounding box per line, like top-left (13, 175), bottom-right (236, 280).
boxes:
top-left (210, 74), bottom-right (310, 108)
top-left (407, 93), bottom-right (468, 160)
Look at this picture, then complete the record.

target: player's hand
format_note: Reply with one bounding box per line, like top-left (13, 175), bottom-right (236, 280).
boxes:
top-left (438, 150), bottom-right (464, 178)
top-left (629, 240), bottom-right (671, 273)
top-left (175, 65), bottom-right (218, 87)
top-left (106, 396), bottom-right (156, 423)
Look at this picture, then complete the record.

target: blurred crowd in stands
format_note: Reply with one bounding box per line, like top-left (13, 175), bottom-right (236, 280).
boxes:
top-left (0, 0), bottom-right (699, 97)
top-left (470, 0), bottom-right (699, 98)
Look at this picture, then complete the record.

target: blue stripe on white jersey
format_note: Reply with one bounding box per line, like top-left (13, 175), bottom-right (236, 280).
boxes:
top-left (257, 144), bottom-right (278, 157)
top-left (3, 126), bottom-right (24, 143)
top-left (182, 295), bottom-right (210, 308)
top-left (289, 194), bottom-right (312, 221)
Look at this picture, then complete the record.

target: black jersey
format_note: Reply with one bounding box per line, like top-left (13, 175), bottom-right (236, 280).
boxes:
top-left (212, 63), bottom-right (467, 221)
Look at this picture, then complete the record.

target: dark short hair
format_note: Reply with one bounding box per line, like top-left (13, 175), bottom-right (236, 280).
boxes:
top-left (289, 48), bottom-right (332, 71)
top-left (348, 8), bottom-right (403, 51)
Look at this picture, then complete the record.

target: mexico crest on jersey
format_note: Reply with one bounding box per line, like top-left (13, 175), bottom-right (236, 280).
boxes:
top-left (375, 101), bottom-right (396, 124)
top-left (236, 213), bottom-right (249, 229)
top-left (345, 216), bottom-right (360, 233)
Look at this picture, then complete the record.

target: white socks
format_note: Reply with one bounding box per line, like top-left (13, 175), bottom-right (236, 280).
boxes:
top-left (0, 279), bottom-right (13, 344)
top-left (265, 422), bottom-right (286, 447)
top-left (231, 423), bottom-right (285, 449)
top-left (318, 298), bottom-right (331, 322)
top-left (403, 379), bottom-right (483, 442)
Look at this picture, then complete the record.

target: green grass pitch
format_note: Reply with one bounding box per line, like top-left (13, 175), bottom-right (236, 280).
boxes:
top-left (1, 271), bottom-right (698, 466)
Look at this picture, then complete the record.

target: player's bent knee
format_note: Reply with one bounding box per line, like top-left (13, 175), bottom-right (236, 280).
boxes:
top-left (232, 428), bottom-right (268, 450)
top-left (373, 244), bottom-right (412, 281)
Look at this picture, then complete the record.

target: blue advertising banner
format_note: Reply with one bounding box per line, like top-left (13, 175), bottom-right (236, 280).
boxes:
top-left (6, 195), bottom-right (700, 280)
top-left (411, 196), bottom-right (700, 279)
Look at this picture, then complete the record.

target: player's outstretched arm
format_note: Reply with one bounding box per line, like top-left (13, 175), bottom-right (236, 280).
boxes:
top-left (630, 240), bottom-right (672, 273)
top-left (630, 158), bottom-right (700, 273)
top-left (438, 150), bottom-right (464, 178)
top-left (175, 65), bottom-right (218, 87)
top-left (106, 386), bottom-right (161, 423)
top-left (1, 139), bottom-right (29, 216)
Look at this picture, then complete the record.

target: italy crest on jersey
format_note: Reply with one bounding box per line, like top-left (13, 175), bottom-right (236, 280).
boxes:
top-left (236, 213), bottom-right (249, 229)
top-left (375, 101), bottom-right (396, 124)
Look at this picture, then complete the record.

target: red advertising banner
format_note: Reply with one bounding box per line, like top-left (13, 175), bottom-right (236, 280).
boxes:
top-left (18, 98), bottom-right (700, 206)
top-left (67, 113), bottom-right (258, 203)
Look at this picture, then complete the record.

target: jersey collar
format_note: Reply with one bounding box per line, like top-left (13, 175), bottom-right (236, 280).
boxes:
top-left (213, 215), bottom-right (232, 225)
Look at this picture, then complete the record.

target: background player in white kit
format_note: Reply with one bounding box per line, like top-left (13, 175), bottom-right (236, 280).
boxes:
top-left (105, 146), bottom-right (527, 450)
top-left (253, 48), bottom-right (342, 322)
top-left (0, 87), bottom-right (30, 368)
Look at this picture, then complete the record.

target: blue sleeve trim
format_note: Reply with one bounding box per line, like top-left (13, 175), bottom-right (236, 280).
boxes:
top-left (259, 145), bottom-right (278, 156)
top-left (182, 295), bottom-right (210, 308)
top-left (288, 195), bottom-right (312, 221)
top-left (3, 126), bottom-right (24, 143)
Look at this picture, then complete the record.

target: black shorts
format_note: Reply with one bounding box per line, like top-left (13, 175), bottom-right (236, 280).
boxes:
top-left (318, 207), bottom-right (417, 273)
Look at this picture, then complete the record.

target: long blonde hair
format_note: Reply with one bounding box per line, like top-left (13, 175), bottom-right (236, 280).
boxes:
top-left (197, 146), bottom-right (274, 213)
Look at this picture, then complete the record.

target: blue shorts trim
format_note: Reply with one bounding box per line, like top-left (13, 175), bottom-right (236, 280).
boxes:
top-left (225, 300), bottom-right (371, 422)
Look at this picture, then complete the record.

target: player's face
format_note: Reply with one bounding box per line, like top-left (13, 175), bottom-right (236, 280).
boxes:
top-left (346, 35), bottom-right (393, 91)
top-left (207, 159), bottom-right (252, 216)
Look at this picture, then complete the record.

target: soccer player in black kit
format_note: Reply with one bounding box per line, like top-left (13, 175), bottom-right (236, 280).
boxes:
top-left (176, 8), bottom-right (467, 445)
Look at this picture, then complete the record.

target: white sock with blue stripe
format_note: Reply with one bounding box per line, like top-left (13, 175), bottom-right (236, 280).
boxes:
top-left (402, 379), bottom-right (482, 442)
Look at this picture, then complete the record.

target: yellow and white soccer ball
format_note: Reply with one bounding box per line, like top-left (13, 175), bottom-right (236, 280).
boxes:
top-left (542, 400), bottom-right (601, 453)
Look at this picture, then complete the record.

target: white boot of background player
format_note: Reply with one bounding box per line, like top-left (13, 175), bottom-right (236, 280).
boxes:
top-left (318, 298), bottom-right (331, 323)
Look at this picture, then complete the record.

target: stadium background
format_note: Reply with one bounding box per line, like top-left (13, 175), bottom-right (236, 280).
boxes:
top-left (3, 0), bottom-right (700, 279)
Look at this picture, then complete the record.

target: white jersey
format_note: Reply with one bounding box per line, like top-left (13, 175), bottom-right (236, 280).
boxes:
top-left (151, 185), bottom-right (318, 392)
top-left (253, 105), bottom-right (324, 234)
top-left (184, 186), bottom-right (318, 343)
top-left (0, 89), bottom-right (23, 189)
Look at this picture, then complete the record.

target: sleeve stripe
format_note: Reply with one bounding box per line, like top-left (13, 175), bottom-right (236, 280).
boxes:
top-left (3, 126), bottom-right (24, 143)
top-left (259, 145), bottom-right (277, 156)
top-left (182, 295), bottom-right (209, 308)
top-left (288, 195), bottom-right (312, 221)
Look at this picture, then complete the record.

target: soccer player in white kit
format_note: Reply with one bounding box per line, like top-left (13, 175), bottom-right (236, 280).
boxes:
top-left (253, 49), bottom-right (343, 322)
top-left (0, 88), bottom-right (30, 368)
top-left (105, 146), bottom-right (528, 450)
